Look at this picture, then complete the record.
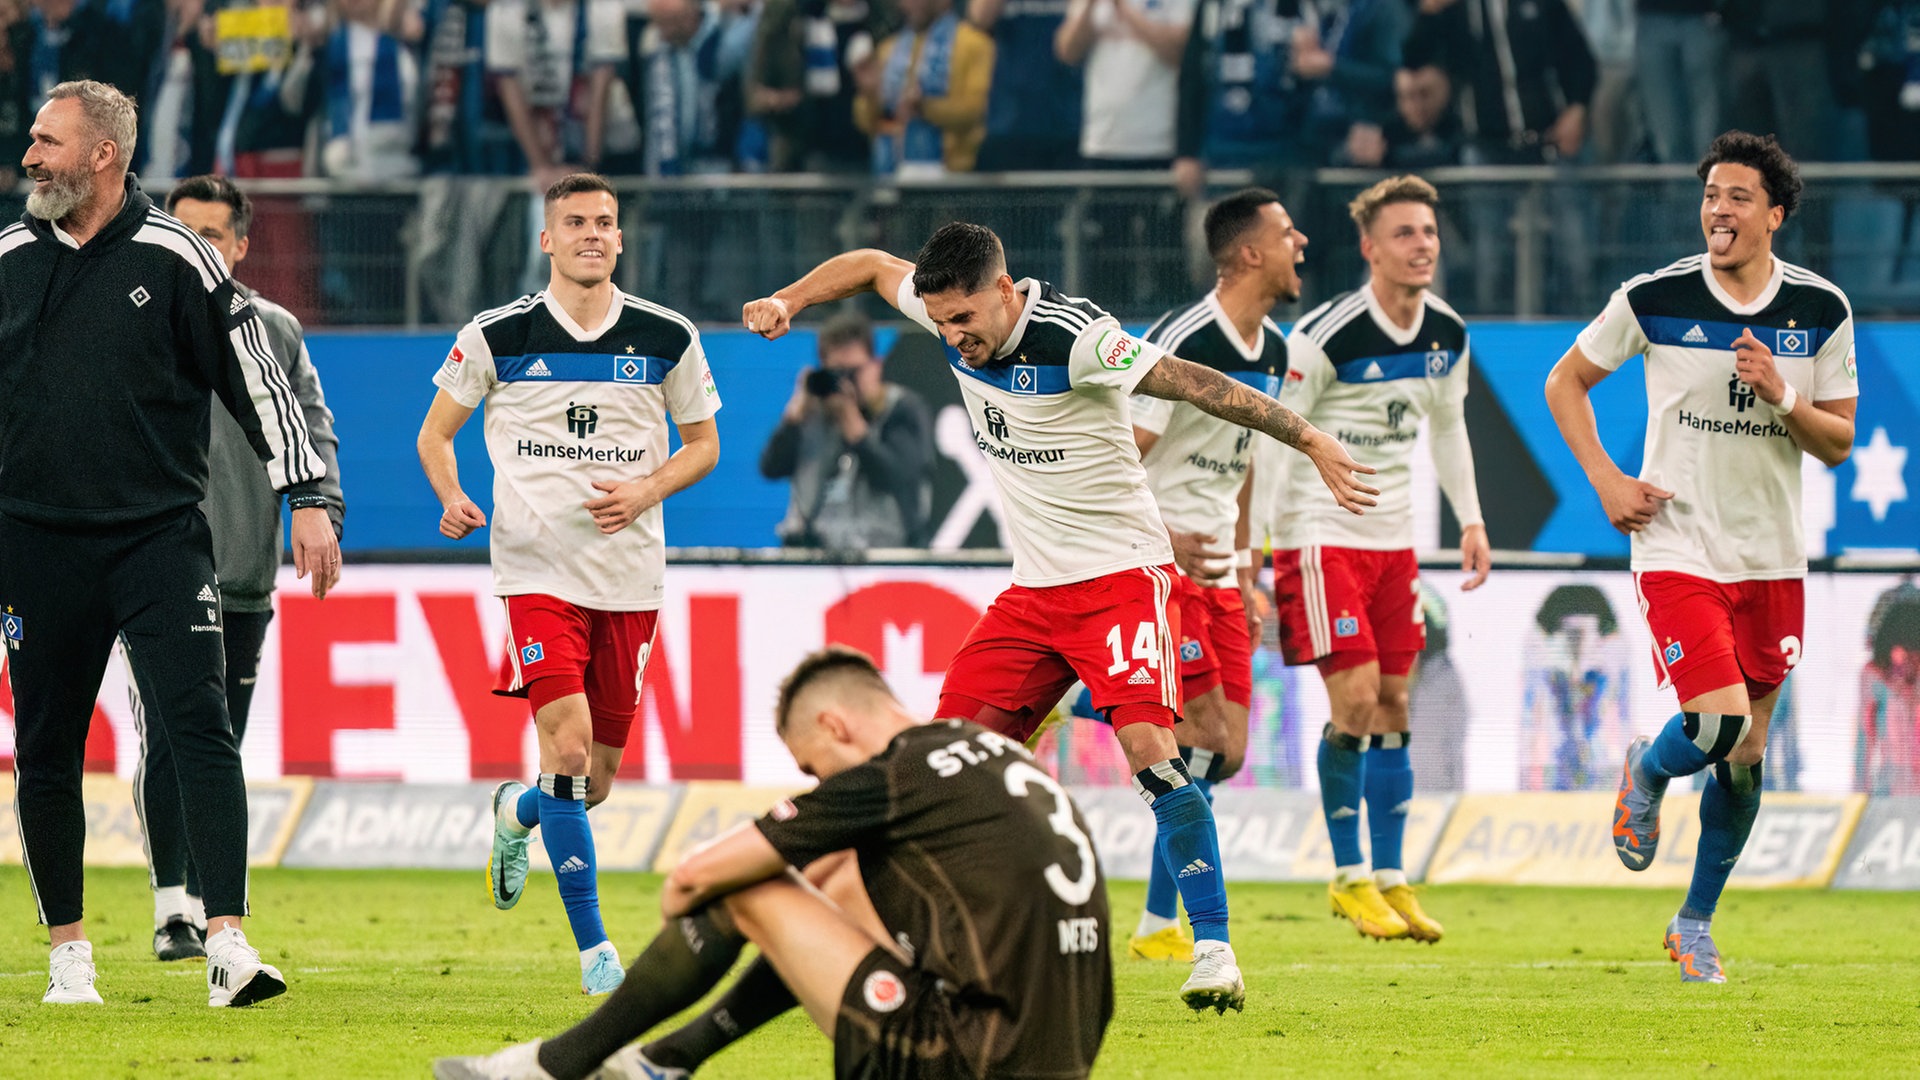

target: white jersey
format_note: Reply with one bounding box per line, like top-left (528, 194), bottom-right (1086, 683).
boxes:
top-left (1576, 254), bottom-right (1856, 582)
top-left (1264, 286), bottom-right (1481, 551)
top-left (1134, 290), bottom-right (1287, 585)
top-left (433, 288), bottom-right (721, 610)
top-left (894, 276), bottom-right (1175, 586)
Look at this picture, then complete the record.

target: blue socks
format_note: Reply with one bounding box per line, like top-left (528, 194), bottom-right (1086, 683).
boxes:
top-left (1143, 773), bottom-right (1212, 922)
top-left (1683, 759), bottom-right (1763, 920)
top-left (1364, 733), bottom-right (1413, 873)
top-left (1134, 760), bottom-right (1228, 943)
top-left (1318, 724), bottom-right (1367, 869)
top-left (534, 774), bottom-right (608, 952)
top-left (515, 784), bottom-right (543, 830)
top-left (1641, 712), bottom-right (1748, 780)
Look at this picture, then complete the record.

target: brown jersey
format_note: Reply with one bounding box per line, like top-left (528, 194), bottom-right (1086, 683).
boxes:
top-left (756, 720), bottom-right (1112, 1078)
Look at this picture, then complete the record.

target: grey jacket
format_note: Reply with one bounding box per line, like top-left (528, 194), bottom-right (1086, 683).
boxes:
top-left (206, 286), bottom-right (345, 612)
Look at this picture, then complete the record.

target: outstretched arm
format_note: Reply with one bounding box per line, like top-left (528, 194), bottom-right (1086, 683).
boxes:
top-left (743, 250), bottom-right (916, 339)
top-left (1136, 355), bottom-right (1378, 513)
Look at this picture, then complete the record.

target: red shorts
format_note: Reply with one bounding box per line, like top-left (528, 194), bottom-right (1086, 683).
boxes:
top-left (494, 594), bottom-right (660, 748)
top-left (1273, 547), bottom-right (1425, 676)
top-left (1174, 575), bottom-right (1253, 707)
top-left (1635, 572), bottom-right (1804, 703)
top-left (937, 565), bottom-right (1182, 741)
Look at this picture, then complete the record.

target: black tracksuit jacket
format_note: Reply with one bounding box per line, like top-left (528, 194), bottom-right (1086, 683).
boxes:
top-left (0, 173), bottom-right (324, 530)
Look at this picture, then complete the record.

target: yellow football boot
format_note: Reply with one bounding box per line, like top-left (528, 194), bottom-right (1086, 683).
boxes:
top-left (1380, 884), bottom-right (1443, 943)
top-left (1129, 924), bottom-right (1195, 962)
top-left (1328, 879), bottom-right (1410, 940)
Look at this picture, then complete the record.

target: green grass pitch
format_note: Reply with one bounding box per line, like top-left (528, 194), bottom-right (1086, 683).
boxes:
top-left (1, 868), bottom-right (1915, 1078)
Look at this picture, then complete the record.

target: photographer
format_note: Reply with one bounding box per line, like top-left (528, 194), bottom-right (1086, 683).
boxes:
top-left (759, 313), bottom-right (934, 548)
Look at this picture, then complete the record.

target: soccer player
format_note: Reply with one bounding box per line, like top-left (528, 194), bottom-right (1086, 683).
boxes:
top-left (417, 173), bottom-right (722, 995)
top-left (1125, 187), bottom-right (1298, 963)
top-left (434, 646), bottom-right (1113, 1080)
top-left (1546, 132), bottom-right (1856, 983)
top-left (1267, 175), bottom-right (1490, 943)
top-left (132, 175), bottom-right (347, 964)
top-left (742, 222), bottom-right (1378, 1010)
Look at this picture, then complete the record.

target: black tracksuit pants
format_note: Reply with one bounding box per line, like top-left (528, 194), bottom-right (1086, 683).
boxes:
top-left (133, 608), bottom-right (273, 898)
top-left (0, 509), bottom-right (249, 926)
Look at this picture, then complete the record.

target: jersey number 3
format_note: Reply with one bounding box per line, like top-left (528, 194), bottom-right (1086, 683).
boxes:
top-left (1004, 762), bottom-right (1097, 906)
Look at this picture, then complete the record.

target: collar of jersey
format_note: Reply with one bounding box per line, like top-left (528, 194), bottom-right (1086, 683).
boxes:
top-left (1699, 253), bottom-right (1784, 316)
top-left (1205, 288), bottom-right (1267, 361)
top-left (1361, 281), bottom-right (1426, 347)
top-left (995, 278), bottom-right (1042, 362)
top-left (540, 287), bottom-right (627, 341)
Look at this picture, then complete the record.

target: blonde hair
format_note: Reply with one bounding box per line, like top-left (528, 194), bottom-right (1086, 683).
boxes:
top-left (1348, 175), bottom-right (1440, 234)
top-left (46, 80), bottom-right (139, 168)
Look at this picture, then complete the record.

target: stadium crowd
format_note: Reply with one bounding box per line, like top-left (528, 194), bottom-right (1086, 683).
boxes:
top-left (2, 0), bottom-right (1916, 191)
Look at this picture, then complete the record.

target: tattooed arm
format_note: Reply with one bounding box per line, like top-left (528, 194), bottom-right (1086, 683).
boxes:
top-left (1136, 355), bottom-right (1380, 514)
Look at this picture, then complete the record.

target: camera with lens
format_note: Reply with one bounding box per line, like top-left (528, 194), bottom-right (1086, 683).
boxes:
top-left (805, 368), bottom-right (853, 397)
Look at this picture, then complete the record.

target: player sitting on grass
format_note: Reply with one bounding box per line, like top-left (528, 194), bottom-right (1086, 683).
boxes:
top-left (435, 646), bottom-right (1114, 1080)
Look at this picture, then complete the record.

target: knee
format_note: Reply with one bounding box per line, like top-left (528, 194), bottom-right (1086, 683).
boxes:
top-left (584, 779), bottom-right (611, 810)
top-left (548, 745), bottom-right (591, 778)
top-left (1328, 685), bottom-right (1378, 734)
top-left (1373, 689), bottom-right (1410, 733)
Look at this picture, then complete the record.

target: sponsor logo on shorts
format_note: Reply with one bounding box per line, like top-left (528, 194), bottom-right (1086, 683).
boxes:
top-left (1126, 668), bottom-right (1154, 686)
top-left (1180, 640), bottom-right (1204, 663)
top-left (863, 970), bottom-right (907, 1013)
top-left (522, 641), bottom-right (546, 665)
top-left (1334, 616), bottom-right (1360, 637)
top-left (1664, 640), bottom-right (1684, 664)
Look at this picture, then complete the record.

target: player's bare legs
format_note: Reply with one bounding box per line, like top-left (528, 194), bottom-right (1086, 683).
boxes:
top-left (492, 692), bottom-right (625, 993)
top-left (1319, 660), bottom-right (1411, 939)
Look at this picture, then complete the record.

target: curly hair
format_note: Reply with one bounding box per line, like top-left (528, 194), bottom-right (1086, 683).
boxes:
top-left (1697, 131), bottom-right (1802, 220)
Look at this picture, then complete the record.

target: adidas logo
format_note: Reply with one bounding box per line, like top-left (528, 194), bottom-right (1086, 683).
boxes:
top-left (556, 855), bottom-right (588, 874)
top-left (527, 358), bottom-right (553, 377)
top-left (1363, 361), bottom-right (1384, 380)
top-left (1177, 858), bottom-right (1213, 878)
top-left (230, 293), bottom-right (248, 316)
top-left (197, 585), bottom-right (218, 603)
top-left (1682, 324), bottom-right (1708, 344)
top-left (1126, 668), bottom-right (1154, 686)
top-left (1329, 806), bottom-right (1359, 820)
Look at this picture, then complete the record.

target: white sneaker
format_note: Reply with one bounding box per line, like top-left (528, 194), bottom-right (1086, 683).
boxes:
top-left (433, 1039), bottom-right (558, 1080)
top-left (1180, 940), bottom-right (1246, 1014)
top-left (593, 1045), bottom-right (689, 1080)
top-left (205, 927), bottom-right (287, 1007)
top-left (44, 941), bottom-right (103, 1004)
